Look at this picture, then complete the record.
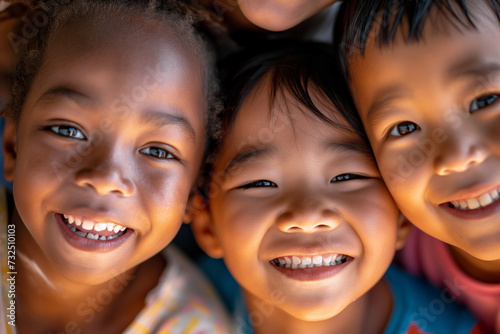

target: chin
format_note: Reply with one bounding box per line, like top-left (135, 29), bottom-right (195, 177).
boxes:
top-left (285, 305), bottom-right (342, 322)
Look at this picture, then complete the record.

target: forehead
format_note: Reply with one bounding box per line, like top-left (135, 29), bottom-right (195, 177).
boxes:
top-left (219, 76), bottom-right (368, 158)
top-left (25, 13), bottom-right (205, 127)
top-left (349, 5), bottom-right (500, 118)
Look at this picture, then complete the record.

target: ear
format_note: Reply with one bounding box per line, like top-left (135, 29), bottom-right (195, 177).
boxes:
top-left (2, 117), bottom-right (17, 181)
top-left (187, 192), bottom-right (224, 259)
top-left (395, 213), bottom-right (412, 251)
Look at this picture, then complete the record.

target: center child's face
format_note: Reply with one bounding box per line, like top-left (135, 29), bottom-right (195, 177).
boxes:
top-left (349, 9), bottom-right (500, 260)
top-left (6, 18), bottom-right (206, 283)
top-left (205, 80), bottom-right (404, 320)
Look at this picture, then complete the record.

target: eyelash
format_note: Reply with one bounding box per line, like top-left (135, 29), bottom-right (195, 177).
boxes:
top-left (139, 147), bottom-right (178, 161)
top-left (330, 173), bottom-right (368, 182)
top-left (469, 93), bottom-right (499, 112)
top-left (388, 121), bottom-right (420, 137)
top-left (238, 180), bottom-right (277, 190)
top-left (45, 125), bottom-right (86, 139)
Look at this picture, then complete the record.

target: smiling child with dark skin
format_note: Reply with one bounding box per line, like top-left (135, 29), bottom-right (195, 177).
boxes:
top-left (190, 40), bottom-right (482, 334)
top-left (0, 1), bottom-right (230, 333)
top-left (336, 0), bottom-right (500, 332)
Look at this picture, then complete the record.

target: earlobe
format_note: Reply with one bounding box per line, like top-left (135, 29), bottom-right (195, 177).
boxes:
top-left (2, 118), bottom-right (18, 181)
top-left (188, 193), bottom-right (224, 259)
top-left (395, 213), bottom-right (412, 251)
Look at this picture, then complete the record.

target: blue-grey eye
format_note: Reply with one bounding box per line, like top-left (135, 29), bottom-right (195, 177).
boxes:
top-left (389, 122), bottom-right (419, 137)
top-left (50, 125), bottom-right (85, 139)
top-left (140, 147), bottom-right (175, 160)
top-left (470, 94), bottom-right (498, 112)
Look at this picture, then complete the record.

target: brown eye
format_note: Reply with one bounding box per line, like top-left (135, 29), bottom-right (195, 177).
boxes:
top-left (389, 122), bottom-right (420, 137)
top-left (470, 94), bottom-right (499, 112)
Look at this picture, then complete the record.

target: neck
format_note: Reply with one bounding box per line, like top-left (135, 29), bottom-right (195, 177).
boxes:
top-left (449, 245), bottom-right (500, 283)
top-left (12, 208), bottom-right (165, 333)
top-left (245, 279), bottom-right (392, 334)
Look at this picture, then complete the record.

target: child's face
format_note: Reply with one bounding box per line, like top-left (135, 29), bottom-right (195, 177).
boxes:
top-left (196, 79), bottom-right (407, 320)
top-left (348, 9), bottom-right (500, 260)
top-left (3, 18), bottom-right (206, 283)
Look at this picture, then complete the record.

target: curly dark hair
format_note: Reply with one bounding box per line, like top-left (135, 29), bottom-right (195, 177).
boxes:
top-left (3, 0), bottom-right (225, 138)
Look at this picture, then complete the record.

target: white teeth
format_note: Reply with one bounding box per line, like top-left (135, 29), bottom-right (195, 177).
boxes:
top-left (312, 256), bottom-right (322, 266)
top-left (273, 254), bottom-right (348, 269)
top-left (451, 186), bottom-right (500, 210)
top-left (81, 220), bottom-right (94, 231)
top-left (63, 214), bottom-right (127, 241)
top-left (466, 198), bottom-right (480, 210)
top-left (94, 223), bottom-right (107, 232)
top-left (491, 189), bottom-right (499, 200)
top-left (86, 233), bottom-right (98, 240)
top-left (479, 193), bottom-right (493, 207)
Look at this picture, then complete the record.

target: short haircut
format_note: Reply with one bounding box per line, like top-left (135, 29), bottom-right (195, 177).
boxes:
top-left (197, 40), bottom-right (371, 194)
top-left (214, 39), bottom-right (367, 146)
top-left (335, 0), bottom-right (500, 79)
top-left (3, 0), bottom-right (225, 138)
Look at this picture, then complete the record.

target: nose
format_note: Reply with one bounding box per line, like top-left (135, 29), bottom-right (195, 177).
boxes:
top-left (276, 195), bottom-right (341, 233)
top-left (434, 126), bottom-right (488, 176)
top-left (74, 142), bottom-right (134, 197)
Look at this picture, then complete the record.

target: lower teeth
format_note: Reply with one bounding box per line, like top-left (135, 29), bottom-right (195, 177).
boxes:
top-left (66, 223), bottom-right (124, 240)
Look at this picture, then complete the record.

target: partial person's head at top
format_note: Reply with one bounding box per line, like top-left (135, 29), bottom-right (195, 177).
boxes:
top-left (1, 0), bottom-right (220, 285)
top-left (191, 40), bottom-right (410, 332)
top-left (336, 0), bottom-right (500, 262)
top-left (0, 3), bottom-right (28, 110)
top-left (237, 0), bottom-right (339, 31)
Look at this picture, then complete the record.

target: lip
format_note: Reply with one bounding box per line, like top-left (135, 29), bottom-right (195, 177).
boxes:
top-left (55, 213), bottom-right (133, 252)
top-left (439, 199), bottom-right (500, 220)
top-left (271, 256), bottom-right (353, 281)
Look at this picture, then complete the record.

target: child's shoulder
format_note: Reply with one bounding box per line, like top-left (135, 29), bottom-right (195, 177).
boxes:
top-left (383, 265), bottom-right (481, 334)
top-left (123, 247), bottom-right (231, 334)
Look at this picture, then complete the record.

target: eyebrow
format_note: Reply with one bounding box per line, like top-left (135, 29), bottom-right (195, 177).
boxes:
top-left (321, 140), bottom-right (372, 158)
top-left (224, 146), bottom-right (276, 175)
top-left (446, 57), bottom-right (500, 82)
top-left (140, 109), bottom-right (196, 143)
top-left (36, 86), bottom-right (196, 143)
top-left (36, 86), bottom-right (93, 106)
top-left (365, 86), bottom-right (410, 127)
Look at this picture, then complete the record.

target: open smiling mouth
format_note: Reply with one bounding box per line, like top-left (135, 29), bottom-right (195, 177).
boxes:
top-left (60, 213), bottom-right (128, 241)
top-left (447, 187), bottom-right (500, 210)
top-left (271, 254), bottom-right (349, 269)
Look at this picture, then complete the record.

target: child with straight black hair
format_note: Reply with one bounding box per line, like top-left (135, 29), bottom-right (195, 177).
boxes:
top-left (190, 39), bottom-right (481, 334)
top-left (336, 0), bottom-right (500, 332)
top-left (0, 0), bottom-right (231, 332)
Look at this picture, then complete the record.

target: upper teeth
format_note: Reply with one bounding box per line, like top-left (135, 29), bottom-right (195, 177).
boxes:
top-left (450, 187), bottom-right (500, 210)
top-left (273, 254), bottom-right (347, 269)
top-left (64, 214), bottom-right (126, 233)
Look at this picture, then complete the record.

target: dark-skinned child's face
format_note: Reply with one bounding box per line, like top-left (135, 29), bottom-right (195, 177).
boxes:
top-left (3, 15), bottom-right (206, 284)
